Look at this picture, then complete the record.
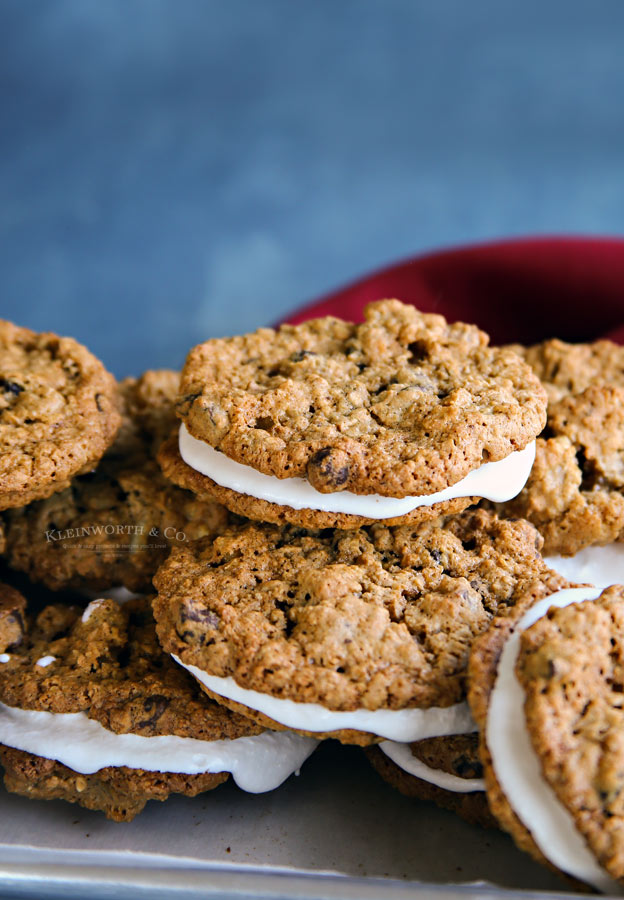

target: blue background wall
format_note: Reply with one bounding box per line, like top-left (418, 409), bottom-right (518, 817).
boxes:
top-left (2, 0), bottom-right (623, 376)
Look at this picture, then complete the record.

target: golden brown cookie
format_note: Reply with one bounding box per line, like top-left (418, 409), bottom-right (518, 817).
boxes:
top-left (174, 300), bottom-right (546, 528)
top-left (0, 747), bottom-right (227, 822)
top-left (467, 583), bottom-right (624, 890)
top-left (158, 430), bottom-right (476, 530)
top-left (0, 321), bottom-right (121, 510)
top-left (519, 588), bottom-right (624, 883)
top-left (365, 734), bottom-right (495, 828)
top-left (152, 509), bottom-right (567, 745)
top-left (0, 591), bottom-right (313, 820)
top-left (509, 338), bottom-right (624, 405)
top-left (0, 592), bottom-right (261, 732)
top-left (2, 371), bottom-right (230, 593)
top-left (497, 339), bottom-right (624, 555)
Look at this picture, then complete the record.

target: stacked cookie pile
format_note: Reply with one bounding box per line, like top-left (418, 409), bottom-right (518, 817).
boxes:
top-left (0, 326), bottom-right (316, 818)
top-left (153, 298), bottom-right (561, 830)
top-left (2, 304), bottom-right (624, 891)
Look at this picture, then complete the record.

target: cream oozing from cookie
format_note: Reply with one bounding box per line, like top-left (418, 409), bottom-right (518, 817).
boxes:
top-left (179, 424), bottom-right (536, 518)
top-left (173, 655), bottom-right (477, 742)
top-left (379, 740), bottom-right (485, 793)
top-left (545, 545), bottom-right (624, 590)
top-left (487, 586), bottom-right (622, 894)
top-left (0, 701), bottom-right (318, 793)
top-left (82, 587), bottom-right (143, 604)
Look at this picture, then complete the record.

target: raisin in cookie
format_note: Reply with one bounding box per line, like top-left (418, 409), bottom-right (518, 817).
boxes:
top-left (152, 509), bottom-right (567, 746)
top-left (0, 590), bottom-right (317, 820)
top-left (170, 300), bottom-right (546, 529)
top-left (2, 371), bottom-right (229, 593)
top-left (0, 321), bottom-right (121, 510)
top-left (160, 433), bottom-right (487, 530)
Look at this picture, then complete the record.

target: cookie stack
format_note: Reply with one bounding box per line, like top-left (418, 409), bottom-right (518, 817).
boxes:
top-left (0, 323), bottom-right (317, 819)
top-left (467, 338), bottom-right (624, 890)
top-left (0, 592), bottom-right (315, 820)
top-left (3, 305), bottom-right (624, 893)
top-left (151, 299), bottom-right (562, 827)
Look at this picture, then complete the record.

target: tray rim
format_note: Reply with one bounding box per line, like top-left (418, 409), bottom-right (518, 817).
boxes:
top-left (0, 860), bottom-right (597, 900)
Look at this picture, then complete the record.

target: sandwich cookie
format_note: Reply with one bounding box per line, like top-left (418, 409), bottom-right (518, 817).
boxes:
top-left (152, 509), bottom-right (568, 746)
top-left (0, 320), bottom-right (121, 510)
top-left (469, 583), bottom-right (624, 892)
top-left (2, 371), bottom-right (230, 593)
top-left (497, 339), bottom-right (624, 580)
top-left (366, 733), bottom-right (494, 828)
top-left (0, 589), bottom-right (317, 820)
top-left (164, 299), bottom-right (546, 529)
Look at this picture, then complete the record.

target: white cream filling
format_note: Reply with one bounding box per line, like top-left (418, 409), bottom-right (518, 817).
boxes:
top-left (82, 599), bottom-right (106, 622)
top-left (380, 740), bottom-right (485, 793)
top-left (179, 424), bottom-right (536, 519)
top-left (488, 586), bottom-right (622, 893)
top-left (0, 701), bottom-right (318, 793)
top-left (545, 544), bottom-right (624, 590)
top-left (35, 656), bottom-right (56, 668)
top-left (81, 587), bottom-right (143, 604)
top-left (173, 656), bottom-right (477, 742)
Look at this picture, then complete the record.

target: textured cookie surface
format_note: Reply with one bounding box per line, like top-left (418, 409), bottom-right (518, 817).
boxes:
top-left (0, 582), bottom-right (26, 654)
top-left (159, 430), bottom-right (475, 530)
top-left (0, 746), bottom-right (227, 822)
top-left (153, 509), bottom-right (567, 741)
top-left (0, 320), bottom-right (121, 509)
top-left (510, 339), bottom-right (624, 405)
top-left (497, 339), bottom-right (624, 554)
top-left (3, 371), bottom-right (229, 592)
top-left (0, 591), bottom-right (261, 739)
top-left (0, 591), bottom-right (264, 818)
top-left (516, 586), bottom-right (624, 882)
top-left (365, 734), bottom-right (494, 828)
top-left (179, 300), bottom-right (546, 497)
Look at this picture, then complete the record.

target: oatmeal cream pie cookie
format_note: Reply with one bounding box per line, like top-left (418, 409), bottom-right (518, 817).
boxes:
top-left (152, 509), bottom-right (568, 747)
top-left (494, 339), bottom-right (624, 585)
top-left (0, 589), bottom-right (317, 821)
top-left (468, 583), bottom-right (624, 893)
top-left (163, 300), bottom-right (545, 529)
top-left (0, 321), bottom-right (121, 510)
top-left (2, 371), bottom-right (229, 593)
top-left (365, 733), bottom-right (494, 828)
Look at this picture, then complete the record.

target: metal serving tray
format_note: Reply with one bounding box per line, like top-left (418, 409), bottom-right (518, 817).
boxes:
top-left (0, 741), bottom-right (594, 900)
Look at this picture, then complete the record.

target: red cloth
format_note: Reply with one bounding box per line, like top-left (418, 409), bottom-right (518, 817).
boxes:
top-left (283, 237), bottom-right (624, 345)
